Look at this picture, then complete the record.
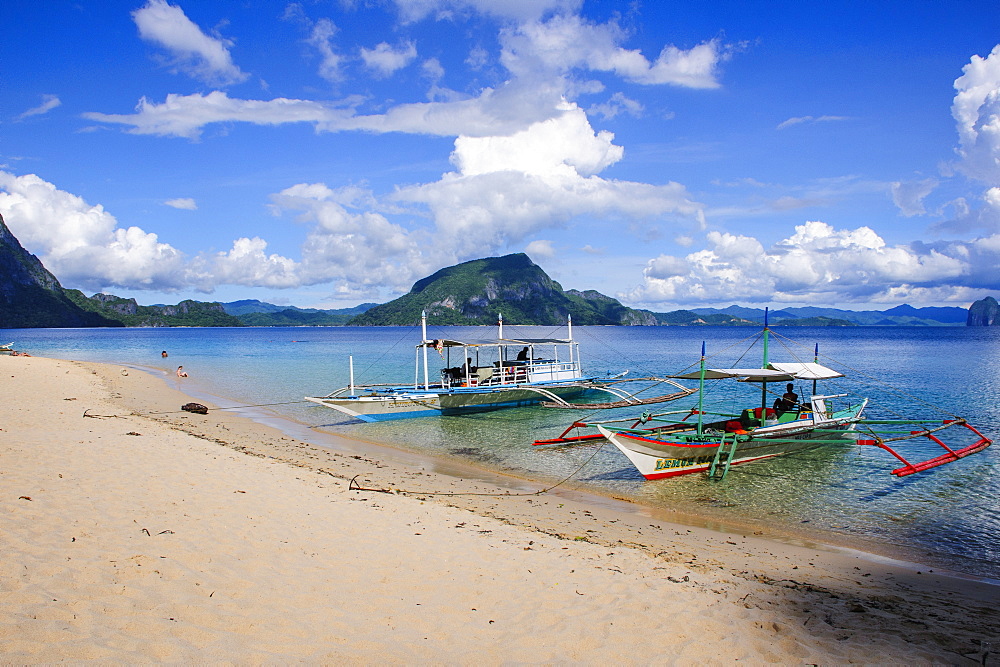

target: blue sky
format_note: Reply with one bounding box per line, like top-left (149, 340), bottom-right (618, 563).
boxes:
top-left (4, 0), bottom-right (1000, 311)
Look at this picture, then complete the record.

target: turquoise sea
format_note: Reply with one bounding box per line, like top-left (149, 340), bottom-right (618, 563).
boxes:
top-left (5, 324), bottom-right (1000, 580)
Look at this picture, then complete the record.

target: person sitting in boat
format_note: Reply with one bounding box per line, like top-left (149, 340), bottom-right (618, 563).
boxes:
top-left (516, 346), bottom-right (529, 361)
top-left (773, 383), bottom-right (799, 416)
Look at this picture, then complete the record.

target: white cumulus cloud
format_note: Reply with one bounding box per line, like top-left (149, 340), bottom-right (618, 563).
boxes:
top-left (191, 237), bottom-right (301, 289)
top-left (132, 0), bottom-right (248, 86)
top-left (360, 41), bottom-right (418, 77)
top-left (0, 171), bottom-right (308, 294)
top-left (307, 18), bottom-right (343, 82)
top-left (501, 14), bottom-right (732, 88)
top-left (624, 220), bottom-right (992, 306)
top-left (525, 239), bottom-right (555, 258)
top-left (450, 102), bottom-right (622, 178)
top-left (891, 179), bottom-right (938, 217)
top-left (952, 43), bottom-right (1000, 185)
top-left (0, 171), bottom-right (187, 291)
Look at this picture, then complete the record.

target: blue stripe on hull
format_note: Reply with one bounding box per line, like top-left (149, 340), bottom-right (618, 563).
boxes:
top-left (361, 398), bottom-right (548, 421)
top-left (356, 408), bottom-right (443, 422)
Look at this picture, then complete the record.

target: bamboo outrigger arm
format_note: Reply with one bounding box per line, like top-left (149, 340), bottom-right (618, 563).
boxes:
top-left (856, 418), bottom-right (993, 477)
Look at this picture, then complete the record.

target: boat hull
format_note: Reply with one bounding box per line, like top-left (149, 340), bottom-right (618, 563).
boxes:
top-left (306, 384), bottom-right (593, 422)
top-left (598, 404), bottom-right (866, 479)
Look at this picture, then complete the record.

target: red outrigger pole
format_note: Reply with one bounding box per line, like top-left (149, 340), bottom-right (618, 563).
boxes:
top-left (857, 419), bottom-right (992, 477)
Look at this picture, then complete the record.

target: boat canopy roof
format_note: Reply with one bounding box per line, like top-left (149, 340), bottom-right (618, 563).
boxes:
top-left (767, 362), bottom-right (843, 380)
top-left (420, 337), bottom-right (572, 349)
top-left (669, 368), bottom-right (795, 381)
top-left (669, 362), bottom-right (842, 382)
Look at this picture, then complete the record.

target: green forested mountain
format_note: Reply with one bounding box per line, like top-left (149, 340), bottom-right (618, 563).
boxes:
top-left (2, 209), bottom-right (990, 329)
top-left (66, 292), bottom-right (243, 327)
top-left (348, 254), bottom-right (654, 326)
top-left (0, 212), bottom-right (241, 328)
top-left (0, 213), bottom-right (121, 328)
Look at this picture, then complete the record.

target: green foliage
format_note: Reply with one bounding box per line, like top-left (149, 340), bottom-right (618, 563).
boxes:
top-left (67, 292), bottom-right (243, 327)
top-left (1, 286), bottom-right (122, 328)
top-left (349, 253), bottom-right (652, 326)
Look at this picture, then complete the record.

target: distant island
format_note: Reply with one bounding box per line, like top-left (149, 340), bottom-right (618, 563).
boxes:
top-left (0, 212), bottom-right (994, 328)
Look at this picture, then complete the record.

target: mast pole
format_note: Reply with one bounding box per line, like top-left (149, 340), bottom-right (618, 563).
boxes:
top-left (497, 313), bottom-right (504, 383)
top-left (812, 342), bottom-right (819, 398)
top-left (761, 307), bottom-right (770, 414)
top-left (697, 341), bottom-right (706, 435)
top-left (349, 355), bottom-right (355, 396)
top-left (568, 313), bottom-right (574, 369)
top-left (422, 310), bottom-right (429, 390)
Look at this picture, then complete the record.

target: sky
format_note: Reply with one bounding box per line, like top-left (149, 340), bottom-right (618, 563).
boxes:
top-left (4, 0), bottom-right (1000, 311)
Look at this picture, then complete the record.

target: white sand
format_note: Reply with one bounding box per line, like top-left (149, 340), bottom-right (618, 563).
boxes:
top-left (1, 354), bottom-right (997, 663)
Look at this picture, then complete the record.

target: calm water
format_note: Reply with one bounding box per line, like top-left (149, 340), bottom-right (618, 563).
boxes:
top-left (5, 324), bottom-right (1000, 578)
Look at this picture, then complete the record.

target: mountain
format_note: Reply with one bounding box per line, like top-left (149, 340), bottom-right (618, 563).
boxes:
top-left (690, 304), bottom-right (967, 326)
top-left (1, 211), bottom-right (987, 329)
top-left (0, 213), bottom-right (121, 328)
top-left (648, 309), bottom-right (757, 325)
top-left (348, 253), bottom-right (652, 326)
top-left (67, 292), bottom-right (243, 327)
top-left (967, 296), bottom-right (1000, 325)
top-left (0, 213), bottom-right (241, 328)
top-left (223, 300), bottom-right (377, 326)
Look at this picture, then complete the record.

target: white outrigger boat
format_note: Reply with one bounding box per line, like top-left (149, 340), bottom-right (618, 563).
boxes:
top-left (536, 312), bottom-right (991, 480)
top-left (306, 312), bottom-right (695, 422)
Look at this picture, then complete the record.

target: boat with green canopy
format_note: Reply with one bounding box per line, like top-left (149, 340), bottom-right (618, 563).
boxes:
top-left (535, 311), bottom-right (991, 480)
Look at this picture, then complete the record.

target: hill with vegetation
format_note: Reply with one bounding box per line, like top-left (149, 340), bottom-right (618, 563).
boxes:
top-left (348, 254), bottom-right (654, 326)
top-left (66, 292), bottom-right (243, 327)
top-left (0, 212), bottom-right (242, 328)
top-left (0, 213), bottom-right (121, 328)
top-left (2, 212), bottom-right (990, 328)
top-left (224, 300), bottom-right (377, 326)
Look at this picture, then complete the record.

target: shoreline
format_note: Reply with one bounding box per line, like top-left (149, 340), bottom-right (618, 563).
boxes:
top-left (152, 358), bottom-right (994, 584)
top-left (2, 353), bottom-right (998, 661)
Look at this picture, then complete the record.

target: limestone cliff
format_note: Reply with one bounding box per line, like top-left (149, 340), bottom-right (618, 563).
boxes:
top-left (967, 296), bottom-right (1000, 326)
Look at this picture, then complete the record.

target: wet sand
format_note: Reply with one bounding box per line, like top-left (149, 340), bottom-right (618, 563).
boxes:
top-left (1, 354), bottom-right (998, 663)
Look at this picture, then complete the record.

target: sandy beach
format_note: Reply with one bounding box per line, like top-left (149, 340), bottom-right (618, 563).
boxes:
top-left (1, 354), bottom-right (998, 663)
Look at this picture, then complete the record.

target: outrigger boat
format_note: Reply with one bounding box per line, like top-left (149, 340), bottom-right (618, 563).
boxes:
top-left (536, 313), bottom-right (991, 480)
top-left (306, 312), bottom-right (695, 422)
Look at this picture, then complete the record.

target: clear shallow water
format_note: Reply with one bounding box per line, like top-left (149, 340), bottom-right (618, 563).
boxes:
top-left (5, 324), bottom-right (1000, 578)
